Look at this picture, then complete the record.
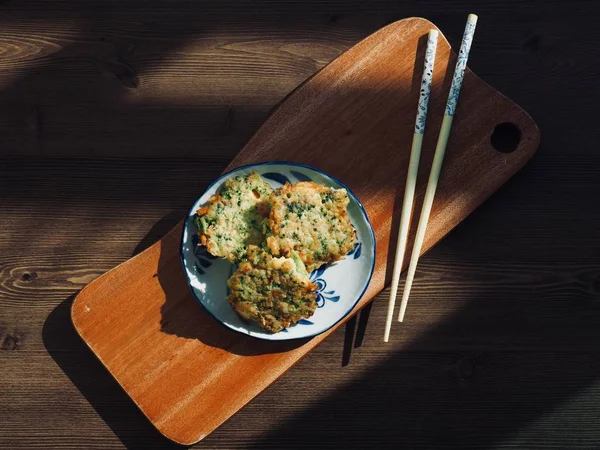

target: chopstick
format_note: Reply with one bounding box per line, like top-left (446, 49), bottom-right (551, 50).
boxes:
top-left (383, 29), bottom-right (439, 342)
top-left (397, 13), bottom-right (478, 323)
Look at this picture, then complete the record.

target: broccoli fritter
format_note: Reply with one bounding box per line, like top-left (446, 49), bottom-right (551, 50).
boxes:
top-left (266, 181), bottom-right (357, 271)
top-left (226, 246), bottom-right (318, 333)
top-left (195, 171), bottom-right (272, 263)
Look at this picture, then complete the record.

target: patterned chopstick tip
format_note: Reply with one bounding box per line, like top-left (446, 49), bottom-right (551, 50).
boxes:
top-left (414, 30), bottom-right (439, 135)
top-left (446, 14), bottom-right (478, 117)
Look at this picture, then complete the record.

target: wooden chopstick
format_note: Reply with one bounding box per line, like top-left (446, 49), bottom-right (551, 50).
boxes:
top-left (383, 29), bottom-right (439, 342)
top-left (397, 14), bottom-right (478, 323)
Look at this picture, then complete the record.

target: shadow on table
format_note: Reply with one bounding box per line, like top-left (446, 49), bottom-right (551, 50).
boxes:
top-left (132, 211), bottom-right (185, 257)
top-left (42, 295), bottom-right (188, 450)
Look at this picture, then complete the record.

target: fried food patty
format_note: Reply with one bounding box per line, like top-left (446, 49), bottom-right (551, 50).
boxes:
top-left (227, 246), bottom-right (318, 333)
top-left (195, 172), bottom-right (272, 263)
top-left (266, 181), bottom-right (357, 272)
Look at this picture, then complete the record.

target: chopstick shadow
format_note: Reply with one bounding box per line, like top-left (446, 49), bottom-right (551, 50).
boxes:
top-left (42, 295), bottom-right (188, 450)
top-left (342, 300), bottom-right (374, 367)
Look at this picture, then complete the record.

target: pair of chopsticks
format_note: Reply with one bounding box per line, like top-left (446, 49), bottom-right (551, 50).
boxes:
top-left (384, 14), bottom-right (478, 342)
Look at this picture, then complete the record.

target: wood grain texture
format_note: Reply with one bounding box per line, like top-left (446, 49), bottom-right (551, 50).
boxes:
top-left (0, 3), bottom-right (597, 158)
top-left (3, 1), bottom-right (600, 449)
top-left (69, 17), bottom-right (539, 445)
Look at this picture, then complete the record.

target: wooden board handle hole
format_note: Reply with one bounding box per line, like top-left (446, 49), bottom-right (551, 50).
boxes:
top-left (491, 122), bottom-right (522, 153)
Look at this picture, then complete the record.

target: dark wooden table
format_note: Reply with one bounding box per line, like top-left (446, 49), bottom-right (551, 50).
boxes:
top-left (2, 1), bottom-right (599, 448)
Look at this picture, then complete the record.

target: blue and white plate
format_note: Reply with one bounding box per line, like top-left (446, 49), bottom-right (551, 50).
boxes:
top-left (181, 162), bottom-right (376, 341)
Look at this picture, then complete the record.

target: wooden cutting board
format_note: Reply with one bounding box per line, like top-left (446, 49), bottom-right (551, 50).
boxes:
top-left (72, 17), bottom-right (540, 445)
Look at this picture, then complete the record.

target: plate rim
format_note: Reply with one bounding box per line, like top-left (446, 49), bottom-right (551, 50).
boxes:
top-left (180, 160), bottom-right (376, 341)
